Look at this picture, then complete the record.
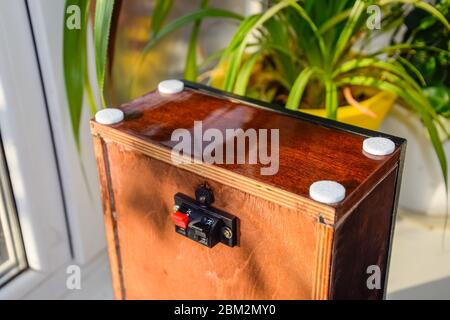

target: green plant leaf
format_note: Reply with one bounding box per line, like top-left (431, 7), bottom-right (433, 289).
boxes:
top-left (375, 70), bottom-right (443, 124)
top-left (223, 14), bottom-right (261, 53)
top-left (63, 0), bottom-right (90, 150)
top-left (325, 79), bottom-right (338, 119)
top-left (370, 43), bottom-right (450, 57)
top-left (199, 48), bottom-right (226, 69)
top-left (337, 75), bottom-right (448, 186)
top-left (264, 16), bottom-right (296, 83)
top-left (222, 0), bottom-right (297, 91)
top-left (288, 0), bottom-right (327, 60)
top-left (423, 86), bottom-right (450, 117)
top-left (184, 0), bottom-right (209, 81)
top-left (262, 42), bottom-right (300, 63)
top-left (84, 61), bottom-right (97, 115)
top-left (222, 41), bottom-right (247, 91)
top-left (234, 51), bottom-right (262, 95)
top-left (285, 67), bottom-right (316, 110)
top-left (219, 14), bottom-right (261, 90)
top-left (332, 0), bottom-right (365, 66)
top-left (333, 57), bottom-right (423, 91)
top-left (380, 0), bottom-right (450, 31)
top-left (143, 8), bottom-right (243, 55)
top-left (368, 69), bottom-right (446, 133)
top-left (396, 56), bottom-right (427, 87)
top-left (318, 8), bottom-right (352, 34)
top-left (150, 0), bottom-right (174, 38)
top-left (94, 0), bottom-right (115, 107)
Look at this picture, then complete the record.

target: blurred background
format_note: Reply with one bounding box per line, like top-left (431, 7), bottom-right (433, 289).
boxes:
top-left (0, 0), bottom-right (449, 299)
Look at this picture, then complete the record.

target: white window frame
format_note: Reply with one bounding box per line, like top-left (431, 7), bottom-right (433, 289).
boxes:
top-left (26, 0), bottom-right (106, 265)
top-left (0, 0), bottom-right (106, 299)
top-left (0, 137), bottom-right (27, 285)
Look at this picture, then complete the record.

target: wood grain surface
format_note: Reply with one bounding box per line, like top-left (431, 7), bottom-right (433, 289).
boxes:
top-left (91, 86), bottom-right (402, 219)
top-left (104, 141), bottom-right (330, 299)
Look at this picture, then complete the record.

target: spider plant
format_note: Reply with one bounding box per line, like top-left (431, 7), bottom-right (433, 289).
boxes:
top-left (394, 0), bottom-right (450, 117)
top-left (63, 0), bottom-right (449, 186)
top-left (208, 0), bottom-right (449, 184)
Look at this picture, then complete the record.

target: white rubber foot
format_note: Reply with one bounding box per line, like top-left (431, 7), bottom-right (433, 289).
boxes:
top-left (309, 180), bottom-right (346, 204)
top-left (363, 137), bottom-right (395, 156)
top-left (158, 79), bottom-right (184, 94)
top-left (95, 108), bottom-right (124, 125)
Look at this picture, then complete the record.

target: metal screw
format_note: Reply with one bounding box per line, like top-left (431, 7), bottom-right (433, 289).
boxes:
top-left (222, 227), bottom-right (233, 239)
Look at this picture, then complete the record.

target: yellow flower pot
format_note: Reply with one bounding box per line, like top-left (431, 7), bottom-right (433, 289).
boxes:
top-left (300, 91), bottom-right (397, 130)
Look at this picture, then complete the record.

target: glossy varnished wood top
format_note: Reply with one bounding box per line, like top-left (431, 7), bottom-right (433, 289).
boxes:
top-left (91, 83), bottom-right (404, 219)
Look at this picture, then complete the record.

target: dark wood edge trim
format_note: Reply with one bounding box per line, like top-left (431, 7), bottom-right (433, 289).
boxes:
top-left (182, 80), bottom-right (407, 147)
top-left (334, 149), bottom-right (401, 220)
top-left (313, 221), bottom-right (333, 300)
top-left (334, 164), bottom-right (400, 230)
top-left (382, 142), bottom-right (407, 299)
top-left (97, 137), bottom-right (127, 299)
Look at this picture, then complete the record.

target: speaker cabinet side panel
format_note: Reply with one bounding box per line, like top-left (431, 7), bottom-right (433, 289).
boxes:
top-left (329, 167), bottom-right (399, 299)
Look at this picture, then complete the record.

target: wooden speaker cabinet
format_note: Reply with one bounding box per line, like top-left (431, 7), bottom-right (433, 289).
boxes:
top-left (91, 81), bottom-right (405, 300)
